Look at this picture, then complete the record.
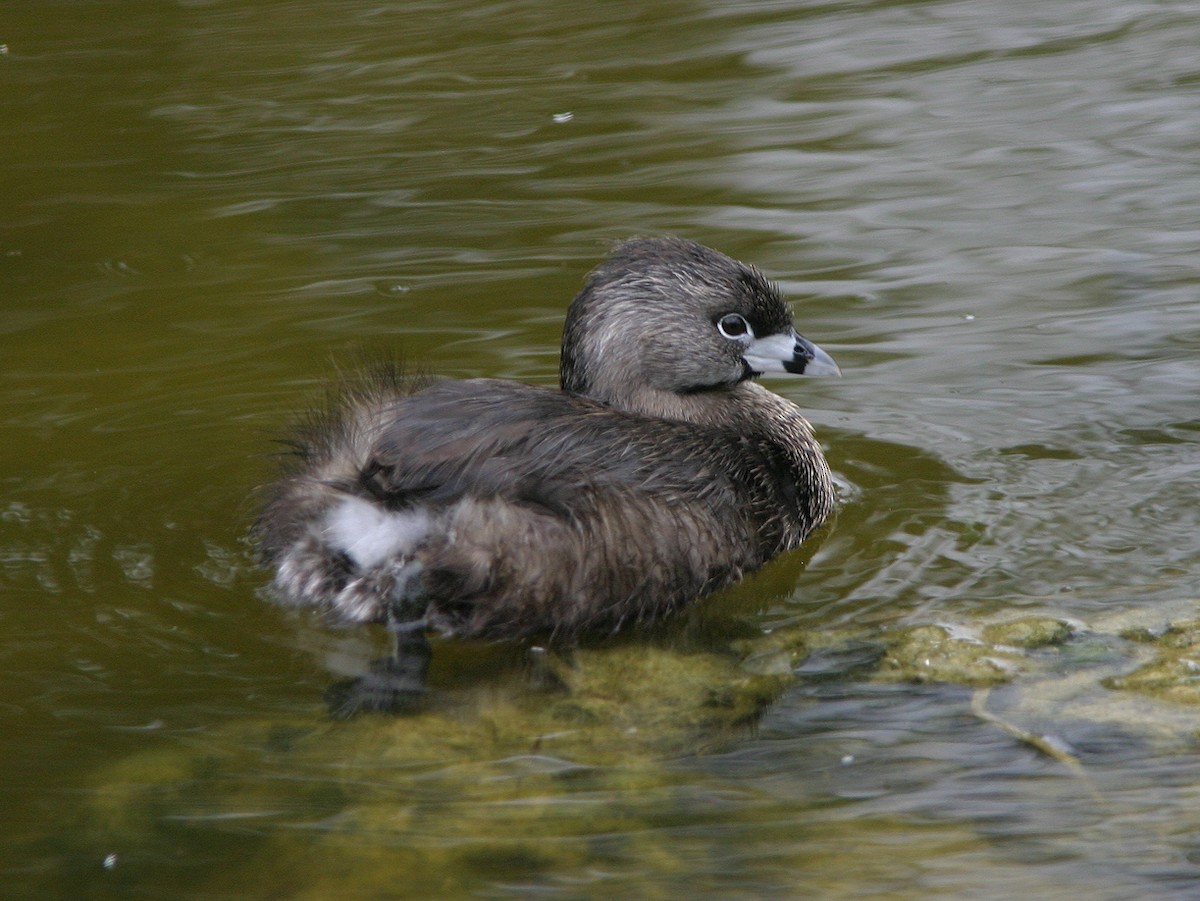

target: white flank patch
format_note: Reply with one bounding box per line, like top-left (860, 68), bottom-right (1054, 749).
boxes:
top-left (324, 496), bottom-right (430, 569)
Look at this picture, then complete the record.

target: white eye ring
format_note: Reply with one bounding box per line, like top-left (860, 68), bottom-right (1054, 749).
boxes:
top-left (717, 313), bottom-right (753, 340)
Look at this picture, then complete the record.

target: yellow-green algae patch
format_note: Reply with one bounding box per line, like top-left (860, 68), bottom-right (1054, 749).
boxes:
top-left (876, 624), bottom-right (1026, 686)
top-left (966, 613), bottom-right (1200, 762)
top-left (81, 635), bottom-right (806, 898)
top-left (79, 605), bottom-right (1200, 898)
top-left (981, 616), bottom-right (1074, 649)
top-left (1104, 618), bottom-right (1200, 704)
top-left (85, 636), bottom-right (794, 829)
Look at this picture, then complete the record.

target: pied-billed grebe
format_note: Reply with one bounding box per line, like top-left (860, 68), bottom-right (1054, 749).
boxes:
top-left (255, 238), bottom-right (838, 713)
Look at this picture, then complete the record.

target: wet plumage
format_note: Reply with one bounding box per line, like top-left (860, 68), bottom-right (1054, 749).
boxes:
top-left (254, 237), bottom-right (838, 644)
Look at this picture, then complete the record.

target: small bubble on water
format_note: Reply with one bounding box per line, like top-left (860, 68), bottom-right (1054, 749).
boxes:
top-left (375, 281), bottom-right (411, 297)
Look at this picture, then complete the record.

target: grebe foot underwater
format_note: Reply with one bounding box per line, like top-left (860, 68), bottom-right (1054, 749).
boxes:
top-left (325, 618), bottom-right (431, 719)
top-left (254, 237), bottom-right (840, 715)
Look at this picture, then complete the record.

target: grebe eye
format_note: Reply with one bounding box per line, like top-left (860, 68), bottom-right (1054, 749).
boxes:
top-left (717, 313), bottom-right (752, 340)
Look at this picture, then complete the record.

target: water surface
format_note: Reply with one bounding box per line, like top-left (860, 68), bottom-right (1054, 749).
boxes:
top-left (4, 1), bottom-right (1200, 898)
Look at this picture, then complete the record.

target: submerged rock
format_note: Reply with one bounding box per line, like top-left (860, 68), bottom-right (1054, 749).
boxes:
top-left (876, 624), bottom-right (1025, 686)
top-left (1104, 618), bottom-right (1200, 704)
top-left (982, 616), bottom-right (1075, 649)
top-left (79, 603), bottom-right (1200, 900)
top-left (84, 633), bottom-right (795, 833)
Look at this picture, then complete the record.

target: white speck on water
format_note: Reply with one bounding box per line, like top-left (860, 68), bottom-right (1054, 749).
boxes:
top-left (103, 853), bottom-right (117, 870)
top-left (376, 281), bottom-right (410, 296)
top-left (552, 111), bottom-right (573, 123)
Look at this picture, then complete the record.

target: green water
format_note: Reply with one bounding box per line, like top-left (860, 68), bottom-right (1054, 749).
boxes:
top-left (4, 1), bottom-right (1200, 898)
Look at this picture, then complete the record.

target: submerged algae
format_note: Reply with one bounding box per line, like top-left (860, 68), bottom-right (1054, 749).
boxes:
top-left (86, 634), bottom-right (796, 827)
top-left (82, 678), bottom-right (995, 900)
top-left (80, 634), bottom-right (799, 899)
top-left (877, 624), bottom-right (1025, 686)
top-left (80, 606), bottom-right (1200, 899)
top-left (982, 616), bottom-right (1075, 649)
top-left (1105, 618), bottom-right (1200, 705)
